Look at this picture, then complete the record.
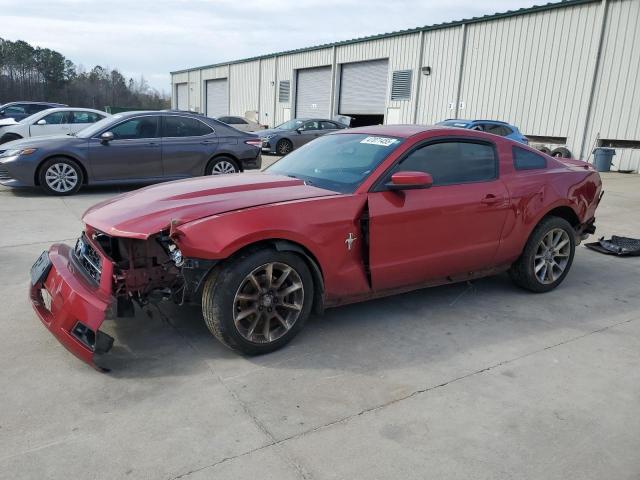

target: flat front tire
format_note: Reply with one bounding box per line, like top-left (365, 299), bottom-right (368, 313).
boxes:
top-left (509, 216), bottom-right (576, 293)
top-left (38, 157), bottom-right (83, 195)
top-left (202, 249), bottom-right (314, 355)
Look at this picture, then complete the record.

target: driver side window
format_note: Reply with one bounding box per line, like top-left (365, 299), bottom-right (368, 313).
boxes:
top-left (303, 121), bottom-right (319, 131)
top-left (393, 141), bottom-right (497, 186)
top-left (110, 117), bottom-right (160, 139)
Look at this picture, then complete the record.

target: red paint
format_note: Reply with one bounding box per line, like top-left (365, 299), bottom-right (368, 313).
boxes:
top-left (32, 126), bottom-right (602, 367)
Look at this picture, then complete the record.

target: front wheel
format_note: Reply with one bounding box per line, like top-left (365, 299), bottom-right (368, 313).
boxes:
top-left (276, 139), bottom-right (293, 155)
top-left (38, 157), bottom-right (83, 195)
top-left (202, 249), bottom-right (314, 355)
top-left (509, 216), bottom-right (575, 293)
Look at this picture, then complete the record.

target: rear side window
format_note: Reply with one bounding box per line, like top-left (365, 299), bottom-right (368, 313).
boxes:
top-left (71, 111), bottom-right (103, 124)
top-left (29, 104), bottom-right (53, 113)
top-left (483, 124), bottom-right (512, 136)
top-left (163, 116), bottom-right (213, 137)
top-left (513, 146), bottom-right (547, 170)
top-left (395, 141), bottom-right (497, 186)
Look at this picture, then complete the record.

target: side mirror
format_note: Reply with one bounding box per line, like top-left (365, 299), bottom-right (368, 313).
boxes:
top-left (386, 171), bottom-right (433, 191)
top-left (295, 128), bottom-right (303, 134)
top-left (100, 131), bottom-right (114, 143)
top-left (36, 119), bottom-right (47, 125)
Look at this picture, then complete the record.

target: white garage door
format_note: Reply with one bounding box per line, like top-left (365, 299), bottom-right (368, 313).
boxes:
top-left (206, 79), bottom-right (228, 118)
top-left (295, 66), bottom-right (332, 118)
top-left (176, 83), bottom-right (188, 111)
top-left (339, 59), bottom-right (389, 115)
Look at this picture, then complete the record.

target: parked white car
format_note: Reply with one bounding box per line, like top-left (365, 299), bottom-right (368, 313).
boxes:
top-left (0, 108), bottom-right (109, 144)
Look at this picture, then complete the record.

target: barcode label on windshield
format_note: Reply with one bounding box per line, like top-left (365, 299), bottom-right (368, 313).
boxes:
top-left (360, 136), bottom-right (398, 147)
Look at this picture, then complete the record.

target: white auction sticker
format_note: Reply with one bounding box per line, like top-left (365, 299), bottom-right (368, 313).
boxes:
top-left (360, 136), bottom-right (399, 147)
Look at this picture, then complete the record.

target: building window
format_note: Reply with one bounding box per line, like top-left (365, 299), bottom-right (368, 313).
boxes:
top-left (279, 81), bottom-right (290, 103)
top-left (390, 70), bottom-right (412, 101)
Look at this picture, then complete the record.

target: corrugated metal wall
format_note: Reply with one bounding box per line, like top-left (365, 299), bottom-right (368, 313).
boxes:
top-left (171, 0), bottom-right (639, 171)
top-left (584, 0), bottom-right (640, 170)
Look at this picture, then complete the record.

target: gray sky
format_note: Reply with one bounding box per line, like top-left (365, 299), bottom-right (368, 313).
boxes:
top-left (0, 0), bottom-right (542, 93)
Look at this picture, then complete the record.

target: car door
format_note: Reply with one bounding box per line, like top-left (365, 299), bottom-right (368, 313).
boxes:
top-left (29, 111), bottom-right (71, 137)
top-left (87, 115), bottom-right (163, 181)
top-left (68, 111), bottom-right (105, 133)
top-left (367, 139), bottom-right (509, 291)
top-left (293, 120), bottom-right (322, 148)
top-left (161, 115), bottom-right (218, 178)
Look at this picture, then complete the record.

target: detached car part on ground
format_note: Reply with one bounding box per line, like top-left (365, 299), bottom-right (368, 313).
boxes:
top-left (0, 111), bottom-right (262, 195)
top-left (29, 125), bottom-right (602, 370)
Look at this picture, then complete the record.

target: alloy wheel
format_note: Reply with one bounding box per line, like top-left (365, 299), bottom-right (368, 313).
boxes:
top-left (277, 141), bottom-right (292, 155)
top-left (533, 228), bottom-right (571, 284)
top-left (45, 163), bottom-right (79, 193)
top-left (210, 160), bottom-right (237, 175)
top-left (233, 262), bottom-right (304, 343)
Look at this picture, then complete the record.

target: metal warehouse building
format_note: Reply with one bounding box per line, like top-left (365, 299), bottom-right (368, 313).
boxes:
top-left (171, 0), bottom-right (640, 171)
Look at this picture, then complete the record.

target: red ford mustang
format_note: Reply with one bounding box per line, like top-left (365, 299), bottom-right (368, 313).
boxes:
top-left (29, 125), bottom-right (602, 370)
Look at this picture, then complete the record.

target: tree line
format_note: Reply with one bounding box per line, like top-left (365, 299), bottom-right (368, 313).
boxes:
top-left (0, 37), bottom-right (169, 110)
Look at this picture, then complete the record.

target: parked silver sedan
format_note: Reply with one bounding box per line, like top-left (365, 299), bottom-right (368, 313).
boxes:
top-left (260, 118), bottom-right (348, 155)
top-left (217, 115), bottom-right (266, 132)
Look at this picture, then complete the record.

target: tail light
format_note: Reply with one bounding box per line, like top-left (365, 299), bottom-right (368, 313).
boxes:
top-left (245, 139), bottom-right (262, 148)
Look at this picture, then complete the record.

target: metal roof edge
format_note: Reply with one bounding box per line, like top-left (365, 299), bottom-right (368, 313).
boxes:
top-left (170, 0), bottom-right (599, 75)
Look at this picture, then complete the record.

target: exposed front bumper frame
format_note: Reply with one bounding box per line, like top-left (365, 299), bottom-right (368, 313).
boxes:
top-left (29, 243), bottom-right (114, 371)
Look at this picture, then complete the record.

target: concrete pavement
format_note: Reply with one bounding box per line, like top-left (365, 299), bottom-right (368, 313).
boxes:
top-left (1, 170), bottom-right (639, 480)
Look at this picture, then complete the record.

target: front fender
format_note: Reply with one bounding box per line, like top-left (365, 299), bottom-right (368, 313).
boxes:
top-left (172, 194), bottom-right (371, 301)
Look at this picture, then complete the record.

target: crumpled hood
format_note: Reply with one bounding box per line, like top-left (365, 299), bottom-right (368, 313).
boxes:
top-left (0, 118), bottom-right (18, 127)
top-left (82, 173), bottom-right (338, 239)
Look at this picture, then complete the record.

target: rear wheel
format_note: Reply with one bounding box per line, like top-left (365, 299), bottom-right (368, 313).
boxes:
top-left (38, 157), bottom-right (83, 195)
top-left (276, 139), bottom-right (293, 155)
top-left (509, 216), bottom-right (575, 293)
top-left (206, 156), bottom-right (239, 175)
top-left (202, 249), bottom-right (314, 355)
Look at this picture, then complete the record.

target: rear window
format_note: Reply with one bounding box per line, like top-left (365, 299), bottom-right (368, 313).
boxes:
top-left (513, 146), bottom-right (547, 170)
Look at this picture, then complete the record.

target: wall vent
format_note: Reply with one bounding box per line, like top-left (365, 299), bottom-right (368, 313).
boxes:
top-left (390, 70), bottom-right (412, 101)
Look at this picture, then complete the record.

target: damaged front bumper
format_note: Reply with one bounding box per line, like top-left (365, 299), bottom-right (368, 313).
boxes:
top-left (29, 243), bottom-right (114, 371)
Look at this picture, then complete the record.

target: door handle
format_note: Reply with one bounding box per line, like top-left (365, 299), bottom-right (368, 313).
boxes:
top-left (481, 194), bottom-right (504, 205)
top-left (201, 140), bottom-right (214, 145)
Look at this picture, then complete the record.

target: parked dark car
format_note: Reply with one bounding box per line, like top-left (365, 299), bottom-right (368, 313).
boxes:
top-left (260, 118), bottom-right (347, 155)
top-left (0, 111), bottom-right (262, 195)
top-left (437, 119), bottom-right (529, 144)
top-left (0, 101), bottom-right (67, 122)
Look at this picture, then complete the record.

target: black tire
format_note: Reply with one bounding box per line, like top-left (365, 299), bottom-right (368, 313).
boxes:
top-left (537, 146), bottom-right (552, 155)
top-left (206, 156), bottom-right (239, 175)
top-left (37, 157), bottom-right (83, 195)
top-left (551, 147), bottom-right (572, 158)
top-left (509, 216), bottom-right (576, 293)
top-left (276, 139), bottom-right (293, 156)
top-left (202, 248), bottom-right (314, 355)
top-left (0, 133), bottom-right (22, 145)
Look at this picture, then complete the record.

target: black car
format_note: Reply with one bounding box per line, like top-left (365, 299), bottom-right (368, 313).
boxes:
top-left (0, 111), bottom-right (262, 195)
top-left (0, 101), bottom-right (67, 121)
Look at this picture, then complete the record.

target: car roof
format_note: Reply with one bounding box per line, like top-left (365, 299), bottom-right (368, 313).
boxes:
top-left (442, 118), bottom-right (511, 125)
top-left (339, 124), bottom-right (443, 138)
top-left (36, 107), bottom-right (107, 114)
top-left (2, 101), bottom-right (66, 106)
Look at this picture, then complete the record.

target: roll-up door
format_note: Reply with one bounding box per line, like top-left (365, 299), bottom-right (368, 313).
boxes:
top-left (206, 78), bottom-right (228, 118)
top-left (339, 59), bottom-right (389, 115)
top-left (295, 66), bottom-right (332, 118)
top-left (176, 83), bottom-right (188, 111)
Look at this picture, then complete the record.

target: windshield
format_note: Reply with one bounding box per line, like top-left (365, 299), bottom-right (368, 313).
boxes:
top-left (276, 119), bottom-right (305, 130)
top-left (267, 133), bottom-right (403, 193)
top-left (75, 114), bottom-right (121, 138)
